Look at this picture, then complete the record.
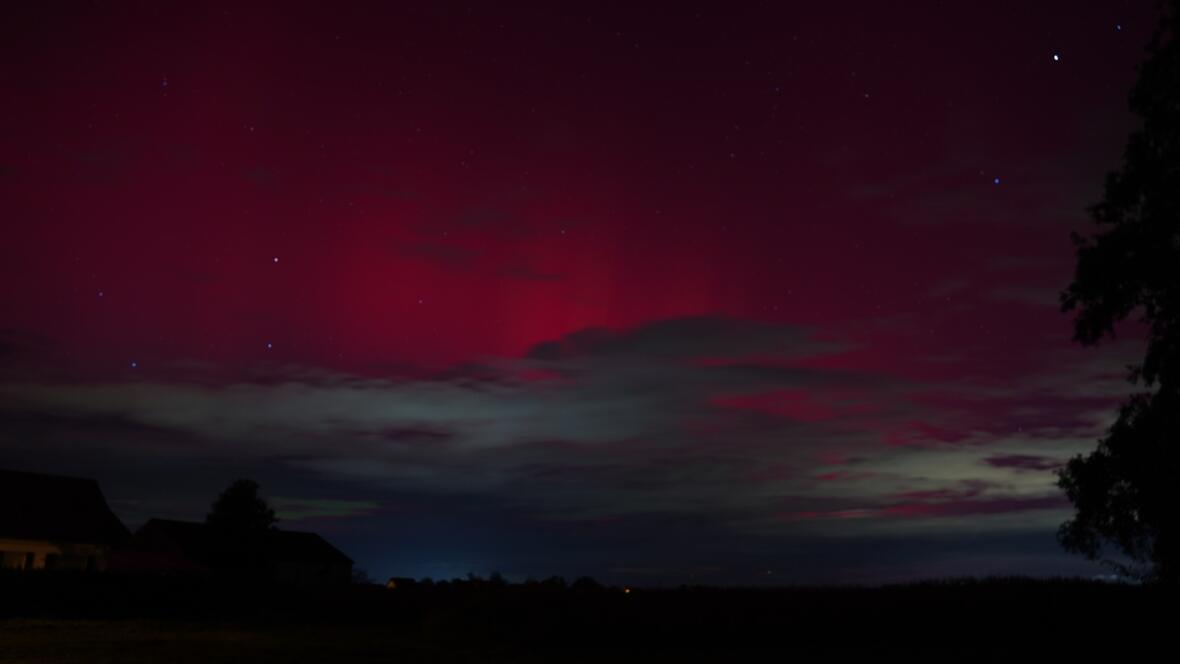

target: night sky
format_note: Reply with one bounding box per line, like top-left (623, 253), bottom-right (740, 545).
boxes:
top-left (0, 1), bottom-right (1160, 584)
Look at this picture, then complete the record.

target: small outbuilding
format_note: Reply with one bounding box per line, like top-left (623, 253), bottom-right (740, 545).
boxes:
top-left (124, 519), bottom-right (353, 586)
top-left (0, 469), bottom-right (130, 571)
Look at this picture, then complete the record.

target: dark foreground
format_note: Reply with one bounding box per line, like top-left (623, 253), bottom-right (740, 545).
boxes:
top-left (0, 573), bottom-right (1173, 662)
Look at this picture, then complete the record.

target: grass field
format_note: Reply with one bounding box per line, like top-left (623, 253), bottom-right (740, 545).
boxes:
top-left (1, 575), bottom-right (1174, 662)
top-left (0, 620), bottom-right (463, 664)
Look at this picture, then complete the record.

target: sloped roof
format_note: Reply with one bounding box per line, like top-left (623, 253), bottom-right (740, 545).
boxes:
top-left (269, 529), bottom-right (354, 565)
top-left (0, 469), bottom-right (130, 544)
top-left (136, 519), bottom-right (352, 566)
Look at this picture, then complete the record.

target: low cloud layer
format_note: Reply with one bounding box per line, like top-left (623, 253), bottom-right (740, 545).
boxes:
top-left (0, 315), bottom-right (1130, 565)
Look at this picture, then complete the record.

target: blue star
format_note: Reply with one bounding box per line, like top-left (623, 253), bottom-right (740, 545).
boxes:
top-left (130, 361), bottom-right (138, 368)
top-left (266, 342), bottom-right (273, 349)
top-left (993, 177), bottom-right (1001, 185)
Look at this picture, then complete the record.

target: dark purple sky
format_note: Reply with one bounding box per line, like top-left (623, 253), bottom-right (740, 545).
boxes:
top-left (0, 1), bottom-right (1159, 584)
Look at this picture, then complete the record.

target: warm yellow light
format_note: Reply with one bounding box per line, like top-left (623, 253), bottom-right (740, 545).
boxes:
top-left (623, 587), bottom-right (631, 594)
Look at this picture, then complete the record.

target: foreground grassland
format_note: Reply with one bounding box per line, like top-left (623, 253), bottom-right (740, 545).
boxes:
top-left (0, 621), bottom-right (455, 664)
top-left (1, 576), bottom-right (1174, 662)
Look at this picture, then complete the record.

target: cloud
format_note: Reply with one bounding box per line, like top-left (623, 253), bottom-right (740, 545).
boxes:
top-left (0, 314), bottom-right (1127, 541)
top-left (983, 454), bottom-right (1064, 472)
top-left (379, 426), bottom-right (457, 445)
top-left (241, 165), bottom-right (280, 188)
top-left (498, 262), bottom-right (564, 282)
top-left (271, 497), bottom-right (380, 521)
top-left (985, 285), bottom-right (1064, 308)
top-left (74, 147), bottom-right (130, 184)
top-left (527, 315), bottom-right (843, 362)
top-left (398, 240), bottom-right (484, 268)
top-left (879, 495), bottom-right (1067, 519)
top-left (423, 203), bottom-right (537, 241)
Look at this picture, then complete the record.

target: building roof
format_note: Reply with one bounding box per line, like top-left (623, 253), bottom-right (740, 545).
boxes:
top-left (269, 528), bottom-right (354, 565)
top-left (136, 519), bottom-right (353, 566)
top-left (0, 468), bottom-right (130, 544)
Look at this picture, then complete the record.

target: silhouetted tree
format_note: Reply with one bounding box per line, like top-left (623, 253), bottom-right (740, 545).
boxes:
top-left (571, 576), bottom-right (603, 592)
top-left (1058, 0), bottom-right (1180, 584)
top-left (205, 479), bottom-right (278, 533)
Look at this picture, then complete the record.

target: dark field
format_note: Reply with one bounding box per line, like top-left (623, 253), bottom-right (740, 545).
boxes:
top-left (0, 573), bottom-right (1173, 662)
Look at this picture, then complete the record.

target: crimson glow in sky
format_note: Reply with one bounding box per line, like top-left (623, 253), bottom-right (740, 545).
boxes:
top-left (0, 1), bottom-right (1158, 584)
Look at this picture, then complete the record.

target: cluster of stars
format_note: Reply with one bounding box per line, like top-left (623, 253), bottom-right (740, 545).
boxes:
top-left (127, 256), bottom-right (283, 367)
top-left (102, 11), bottom-right (1127, 384)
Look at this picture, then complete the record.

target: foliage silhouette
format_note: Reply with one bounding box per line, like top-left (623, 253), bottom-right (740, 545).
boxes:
top-left (1058, 0), bottom-right (1180, 584)
top-left (205, 479), bottom-right (278, 533)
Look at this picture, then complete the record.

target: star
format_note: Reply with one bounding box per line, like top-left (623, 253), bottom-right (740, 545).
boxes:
top-left (272, 256), bottom-right (279, 263)
top-left (97, 291), bottom-right (104, 298)
top-left (266, 342), bottom-right (273, 349)
top-left (130, 361), bottom-right (138, 368)
top-left (1052, 53), bottom-right (1060, 62)
top-left (993, 177), bottom-right (1001, 185)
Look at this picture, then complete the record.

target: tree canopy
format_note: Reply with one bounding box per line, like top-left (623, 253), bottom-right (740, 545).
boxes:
top-left (1058, 0), bottom-right (1180, 583)
top-left (205, 479), bottom-right (278, 533)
